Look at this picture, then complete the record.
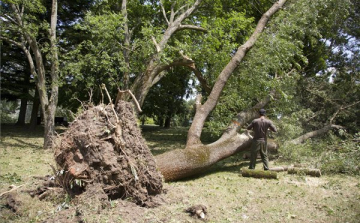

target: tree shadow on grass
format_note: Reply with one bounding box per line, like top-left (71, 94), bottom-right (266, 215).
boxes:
top-left (0, 138), bottom-right (42, 149)
top-left (1, 124), bottom-right (68, 149)
top-left (1, 124), bottom-right (44, 138)
top-left (1, 124), bottom-right (67, 137)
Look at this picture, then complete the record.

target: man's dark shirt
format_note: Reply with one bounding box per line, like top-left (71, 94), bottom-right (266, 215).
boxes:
top-left (247, 117), bottom-right (277, 141)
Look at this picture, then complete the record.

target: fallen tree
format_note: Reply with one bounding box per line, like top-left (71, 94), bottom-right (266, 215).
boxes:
top-left (154, 0), bottom-right (288, 181)
top-left (54, 101), bottom-right (163, 207)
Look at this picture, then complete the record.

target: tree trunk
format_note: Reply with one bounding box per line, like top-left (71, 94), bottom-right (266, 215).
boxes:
top-left (8, 1), bottom-right (59, 149)
top-left (16, 97), bottom-right (27, 125)
top-left (29, 90), bottom-right (40, 130)
top-left (154, 0), bottom-right (287, 181)
top-left (164, 116), bottom-right (171, 128)
top-left (156, 132), bottom-right (253, 181)
top-left (16, 72), bottom-right (30, 125)
top-left (43, 104), bottom-right (57, 149)
top-left (186, 0), bottom-right (287, 147)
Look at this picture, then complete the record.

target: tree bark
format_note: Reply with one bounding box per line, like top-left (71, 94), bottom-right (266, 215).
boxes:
top-left (186, 0), bottom-right (287, 147)
top-left (16, 71), bottom-right (31, 125)
top-left (154, 0), bottom-right (287, 181)
top-left (29, 91), bottom-right (40, 130)
top-left (16, 97), bottom-right (27, 125)
top-left (5, 2), bottom-right (59, 148)
top-left (121, 0), bottom-right (131, 91)
top-left (164, 116), bottom-right (171, 128)
top-left (287, 167), bottom-right (321, 177)
top-left (156, 132), bottom-right (253, 181)
top-left (289, 124), bottom-right (344, 145)
top-left (241, 168), bottom-right (278, 179)
top-left (131, 0), bottom-right (203, 106)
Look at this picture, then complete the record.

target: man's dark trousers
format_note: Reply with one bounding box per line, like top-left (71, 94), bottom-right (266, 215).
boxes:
top-left (249, 140), bottom-right (269, 170)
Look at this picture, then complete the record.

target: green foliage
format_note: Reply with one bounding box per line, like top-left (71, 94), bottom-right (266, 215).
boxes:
top-left (276, 108), bottom-right (315, 141)
top-left (0, 100), bottom-right (18, 123)
top-left (141, 67), bottom-right (192, 127)
top-left (207, 0), bottom-right (358, 137)
top-left (279, 134), bottom-right (360, 176)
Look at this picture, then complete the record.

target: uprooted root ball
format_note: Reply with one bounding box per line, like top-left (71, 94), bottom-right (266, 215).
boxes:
top-left (54, 101), bottom-right (163, 207)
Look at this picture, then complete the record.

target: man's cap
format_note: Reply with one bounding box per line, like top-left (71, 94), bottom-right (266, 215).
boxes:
top-left (259, 109), bottom-right (266, 115)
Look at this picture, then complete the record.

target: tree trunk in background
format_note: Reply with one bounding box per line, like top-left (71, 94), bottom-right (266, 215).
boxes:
top-left (29, 94), bottom-right (40, 130)
top-left (8, 0), bottom-right (59, 149)
top-left (16, 97), bottom-right (27, 125)
top-left (164, 116), bottom-right (171, 128)
top-left (16, 74), bottom-right (30, 125)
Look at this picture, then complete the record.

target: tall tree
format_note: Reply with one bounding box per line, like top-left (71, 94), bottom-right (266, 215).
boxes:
top-left (1, 0), bottom-right (59, 148)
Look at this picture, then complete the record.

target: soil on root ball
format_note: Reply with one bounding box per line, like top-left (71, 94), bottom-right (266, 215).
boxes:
top-left (54, 101), bottom-right (163, 207)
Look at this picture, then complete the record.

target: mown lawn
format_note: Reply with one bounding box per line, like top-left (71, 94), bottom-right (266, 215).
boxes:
top-left (1, 124), bottom-right (360, 222)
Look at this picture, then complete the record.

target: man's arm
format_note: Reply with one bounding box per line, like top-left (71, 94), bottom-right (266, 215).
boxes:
top-left (247, 121), bottom-right (254, 130)
top-left (269, 121), bottom-right (277, 132)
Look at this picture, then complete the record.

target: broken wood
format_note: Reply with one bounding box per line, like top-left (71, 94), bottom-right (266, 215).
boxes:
top-left (287, 167), bottom-right (321, 177)
top-left (269, 166), bottom-right (289, 172)
top-left (241, 168), bottom-right (278, 179)
top-left (0, 184), bottom-right (24, 197)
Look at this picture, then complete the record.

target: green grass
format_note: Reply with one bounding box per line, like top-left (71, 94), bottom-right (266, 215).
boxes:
top-left (1, 124), bottom-right (360, 222)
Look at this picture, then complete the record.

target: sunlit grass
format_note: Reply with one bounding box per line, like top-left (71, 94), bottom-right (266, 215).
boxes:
top-left (1, 124), bottom-right (360, 222)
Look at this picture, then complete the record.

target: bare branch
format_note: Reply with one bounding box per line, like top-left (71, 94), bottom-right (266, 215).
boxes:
top-left (0, 184), bottom-right (24, 197)
top-left (169, 2), bottom-right (176, 24)
top-left (116, 89), bottom-right (143, 113)
top-left (151, 36), bottom-right (161, 53)
top-left (329, 100), bottom-right (360, 124)
top-left (101, 84), bottom-right (119, 123)
top-left (177, 24), bottom-right (207, 32)
top-left (3, 14), bottom-right (20, 25)
top-left (160, 1), bottom-right (170, 25)
top-left (174, 4), bottom-right (188, 18)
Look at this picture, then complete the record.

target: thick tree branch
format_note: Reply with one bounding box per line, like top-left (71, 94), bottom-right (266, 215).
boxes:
top-left (121, 0), bottom-right (131, 90)
top-left (148, 52), bottom-right (212, 95)
top-left (289, 124), bottom-right (344, 145)
top-left (186, 0), bottom-right (287, 147)
top-left (130, 0), bottom-right (203, 106)
top-left (177, 24), bottom-right (207, 32)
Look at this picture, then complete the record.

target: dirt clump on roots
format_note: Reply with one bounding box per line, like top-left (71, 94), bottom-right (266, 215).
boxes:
top-left (54, 101), bottom-right (163, 207)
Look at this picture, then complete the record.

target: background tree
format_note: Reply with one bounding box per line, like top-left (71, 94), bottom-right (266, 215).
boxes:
top-left (0, 42), bottom-right (34, 125)
top-left (1, 0), bottom-right (59, 148)
top-left (1, 0), bottom-right (93, 148)
top-left (141, 66), bottom-right (193, 128)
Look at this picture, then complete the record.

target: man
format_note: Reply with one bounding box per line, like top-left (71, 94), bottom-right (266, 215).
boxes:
top-left (247, 108), bottom-right (277, 170)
